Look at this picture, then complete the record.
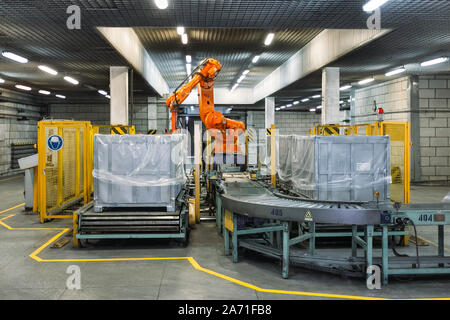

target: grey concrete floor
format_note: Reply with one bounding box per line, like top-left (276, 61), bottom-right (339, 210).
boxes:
top-left (1, 174), bottom-right (450, 300)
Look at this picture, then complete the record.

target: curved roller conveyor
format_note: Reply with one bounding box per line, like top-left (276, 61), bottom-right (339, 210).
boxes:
top-left (219, 178), bottom-right (383, 225)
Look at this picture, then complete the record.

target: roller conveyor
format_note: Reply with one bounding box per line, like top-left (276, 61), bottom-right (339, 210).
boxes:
top-left (218, 177), bottom-right (382, 225)
top-left (74, 202), bottom-right (189, 242)
top-left (216, 174), bottom-right (450, 284)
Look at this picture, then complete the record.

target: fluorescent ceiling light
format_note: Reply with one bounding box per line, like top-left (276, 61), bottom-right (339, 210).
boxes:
top-left (15, 84), bottom-right (31, 91)
top-left (293, 101), bottom-right (299, 105)
top-left (186, 63), bottom-right (191, 75)
top-left (0, 78), bottom-right (4, 84)
top-left (316, 105), bottom-right (322, 109)
top-left (181, 34), bottom-right (188, 44)
top-left (64, 76), bottom-right (79, 85)
top-left (186, 55), bottom-right (192, 63)
top-left (286, 104), bottom-right (292, 107)
top-left (106, 95), bottom-right (111, 99)
top-left (275, 108), bottom-right (280, 111)
top-left (38, 90), bottom-right (50, 95)
top-left (312, 95), bottom-right (321, 99)
top-left (154, 0), bottom-right (168, 9)
top-left (264, 33), bottom-right (275, 46)
top-left (177, 27), bottom-right (185, 35)
top-left (385, 68), bottom-right (406, 77)
top-left (38, 65), bottom-right (58, 76)
top-left (340, 85), bottom-right (352, 91)
top-left (55, 94), bottom-right (66, 99)
top-left (301, 98), bottom-right (310, 102)
top-left (98, 90), bottom-right (107, 96)
top-left (309, 108), bottom-right (316, 112)
top-left (420, 57), bottom-right (449, 67)
top-left (363, 0), bottom-right (390, 12)
top-left (231, 84), bottom-right (238, 92)
top-left (190, 106), bottom-right (194, 110)
top-left (237, 75), bottom-right (245, 83)
top-left (340, 100), bottom-right (344, 104)
top-left (2, 51), bottom-right (28, 63)
top-left (242, 70), bottom-right (250, 75)
top-left (280, 106), bottom-right (286, 109)
top-left (358, 78), bottom-right (375, 85)
top-left (252, 55), bottom-right (260, 64)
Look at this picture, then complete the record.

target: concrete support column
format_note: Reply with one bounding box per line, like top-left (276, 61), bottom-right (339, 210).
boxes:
top-left (265, 97), bottom-right (275, 129)
top-left (321, 67), bottom-right (340, 125)
top-left (110, 66), bottom-right (129, 125)
top-left (147, 96), bottom-right (157, 131)
top-left (246, 111), bottom-right (257, 166)
top-left (247, 111), bottom-right (254, 128)
top-left (158, 95), bottom-right (170, 133)
top-left (265, 97), bottom-right (275, 169)
top-left (409, 76), bottom-right (421, 182)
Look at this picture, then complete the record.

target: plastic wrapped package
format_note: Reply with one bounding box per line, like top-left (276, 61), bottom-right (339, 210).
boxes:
top-left (277, 135), bottom-right (392, 202)
top-left (277, 135), bottom-right (293, 181)
top-left (93, 134), bottom-right (188, 212)
top-left (443, 192), bottom-right (450, 203)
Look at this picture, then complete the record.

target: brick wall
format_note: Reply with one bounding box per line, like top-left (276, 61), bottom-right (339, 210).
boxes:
top-left (48, 96), bottom-right (170, 134)
top-left (0, 100), bottom-right (41, 176)
top-left (354, 76), bottom-right (410, 124)
top-left (49, 104), bottom-right (110, 125)
top-left (418, 74), bottom-right (450, 181)
top-left (276, 112), bottom-right (321, 135)
top-left (247, 110), bottom-right (321, 135)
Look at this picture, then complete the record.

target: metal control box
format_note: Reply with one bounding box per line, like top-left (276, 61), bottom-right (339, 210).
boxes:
top-left (280, 135), bottom-right (391, 202)
top-left (93, 134), bottom-right (184, 212)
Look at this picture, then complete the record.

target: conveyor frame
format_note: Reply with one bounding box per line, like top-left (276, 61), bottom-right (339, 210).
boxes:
top-left (218, 176), bottom-right (450, 285)
top-left (73, 201), bottom-right (189, 247)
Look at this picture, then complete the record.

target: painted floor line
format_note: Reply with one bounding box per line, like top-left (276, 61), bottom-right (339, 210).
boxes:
top-left (415, 235), bottom-right (450, 254)
top-left (0, 175), bottom-right (23, 183)
top-left (0, 206), bottom-right (449, 300)
top-left (0, 203), bottom-right (25, 215)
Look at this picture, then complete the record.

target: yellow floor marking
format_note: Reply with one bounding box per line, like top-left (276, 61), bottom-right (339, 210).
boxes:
top-left (0, 203), bottom-right (24, 215)
top-left (0, 205), bottom-right (449, 300)
top-left (0, 176), bottom-right (22, 183)
top-left (415, 235), bottom-right (450, 254)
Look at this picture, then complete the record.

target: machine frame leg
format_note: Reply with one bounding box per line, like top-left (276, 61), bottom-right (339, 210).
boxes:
top-left (366, 225), bottom-right (374, 279)
top-left (224, 226), bottom-right (230, 256)
top-left (232, 214), bottom-right (238, 263)
top-left (438, 225), bottom-right (444, 257)
top-left (309, 222), bottom-right (316, 255)
top-left (382, 225), bottom-right (389, 285)
top-left (282, 222), bottom-right (290, 279)
top-left (351, 225), bottom-right (357, 258)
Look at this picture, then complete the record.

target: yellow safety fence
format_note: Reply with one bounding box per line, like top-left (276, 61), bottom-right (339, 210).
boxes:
top-left (311, 121), bottom-right (411, 203)
top-left (37, 121), bottom-right (91, 223)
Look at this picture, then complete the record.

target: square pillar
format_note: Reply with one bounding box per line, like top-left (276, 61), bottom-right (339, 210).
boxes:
top-left (321, 67), bottom-right (340, 125)
top-left (265, 97), bottom-right (275, 129)
top-left (147, 96), bottom-right (157, 132)
top-left (110, 66), bottom-right (129, 125)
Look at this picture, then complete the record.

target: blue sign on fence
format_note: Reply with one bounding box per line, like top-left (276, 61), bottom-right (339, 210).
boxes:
top-left (47, 135), bottom-right (64, 151)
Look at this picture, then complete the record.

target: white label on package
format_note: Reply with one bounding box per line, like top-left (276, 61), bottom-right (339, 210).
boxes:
top-left (356, 162), bottom-right (371, 172)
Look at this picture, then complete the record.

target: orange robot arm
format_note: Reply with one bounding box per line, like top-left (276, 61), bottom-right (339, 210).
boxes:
top-left (166, 58), bottom-right (245, 134)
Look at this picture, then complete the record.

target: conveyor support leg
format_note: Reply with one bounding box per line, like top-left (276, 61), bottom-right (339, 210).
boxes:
top-left (224, 225), bottom-right (230, 256)
top-left (282, 222), bottom-right (290, 279)
top-left (382, 225), bottom-right (389, 285)
top-left (351, 225), bottom-right (357, 258)
top-left (232, 214), bottom-right (238, 263)
top-left (309, 222), bottom-right (316, 255)
top-left (366, 225), bottom-right (374, 280)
